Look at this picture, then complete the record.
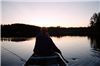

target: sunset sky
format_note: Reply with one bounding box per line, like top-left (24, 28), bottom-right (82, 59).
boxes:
top-left (2, 0), bottom-right (100, 27)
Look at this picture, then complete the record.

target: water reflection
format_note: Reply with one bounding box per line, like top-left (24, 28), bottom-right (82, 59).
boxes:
top-left (1, 37), bottom-right (34, 42)
top-left (1, 36), bottom-right (100, 66)
top-left (1, 36), bottom-right (64, 42)
top-left (88, 36), bottom-right (100, 51)
top-left (1, 36), bottom-right (100, 51)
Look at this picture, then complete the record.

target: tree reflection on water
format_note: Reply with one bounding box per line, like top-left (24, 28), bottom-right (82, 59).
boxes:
top-left (88, 36), bottom-right (100, 51)
top-left (1, 36), bottom-right (100, 52)
top-left (1, 37), bottom-right (34, 42)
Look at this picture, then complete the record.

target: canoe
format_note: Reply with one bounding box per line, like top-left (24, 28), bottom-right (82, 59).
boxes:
top-left (24, 52), bottom-right (68, 66)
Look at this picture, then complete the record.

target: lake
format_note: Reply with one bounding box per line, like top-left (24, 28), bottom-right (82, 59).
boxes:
top-left (1, 36), bottom-right (100, 66)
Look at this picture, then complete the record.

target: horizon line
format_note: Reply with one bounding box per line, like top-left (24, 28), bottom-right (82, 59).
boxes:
top-left (1, 23), bottom-right (89, 28)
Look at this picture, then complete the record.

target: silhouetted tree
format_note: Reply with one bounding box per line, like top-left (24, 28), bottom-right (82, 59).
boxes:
top-left (90, 12), bottom-right (100, 35)
top-left (95, 12), bottom-right (100, 30)
top-left (90, 13), bottom-right (98, 27)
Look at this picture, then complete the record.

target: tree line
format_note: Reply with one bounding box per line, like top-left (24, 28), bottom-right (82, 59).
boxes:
top-left (1, 23), bottom-right (40, 37)
top-left (1, 12), bottom-right (100, 37)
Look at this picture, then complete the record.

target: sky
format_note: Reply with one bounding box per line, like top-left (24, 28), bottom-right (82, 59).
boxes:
top-left (1, 0), bottom-right (100, 27)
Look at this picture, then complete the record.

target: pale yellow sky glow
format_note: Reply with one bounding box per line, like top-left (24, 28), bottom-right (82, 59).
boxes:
top-left (2, 1), bottom-right (100, 27)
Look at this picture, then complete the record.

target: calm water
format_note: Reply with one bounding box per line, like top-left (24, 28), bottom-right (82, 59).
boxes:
top-left (1, 36), bottom-right (100, 66)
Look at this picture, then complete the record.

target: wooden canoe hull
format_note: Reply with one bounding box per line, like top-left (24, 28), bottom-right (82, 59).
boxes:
top-left (24, 53), bottom-right (68, 66)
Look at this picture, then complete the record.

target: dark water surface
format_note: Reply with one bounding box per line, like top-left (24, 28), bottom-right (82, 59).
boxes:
top-left (1, 36), bottom-right (100, 66)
